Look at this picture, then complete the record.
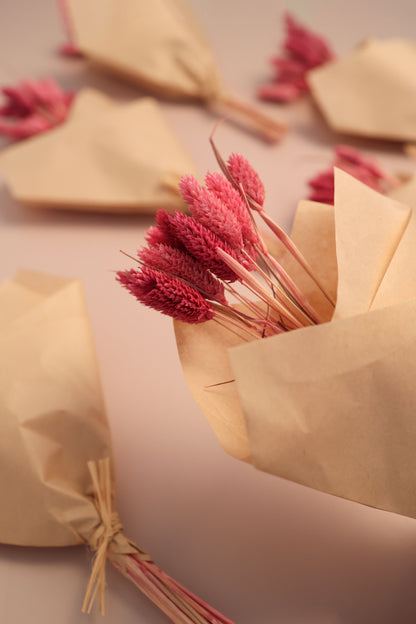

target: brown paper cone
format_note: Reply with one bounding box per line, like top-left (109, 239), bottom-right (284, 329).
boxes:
top-left (0, 269), bottom-right (112, 546)
top-left (0, 270), bottom-right (236, 622)
top-left (176, 170), bottom-right (416, 520)
top-left (0, 89), bottom-right (198, 213)
top-left (309, 39), bottom-right (416, 141)
top-left (66, 0), bottom-right (222, 100)
top-left (63, 0), bottom-right (286, 143)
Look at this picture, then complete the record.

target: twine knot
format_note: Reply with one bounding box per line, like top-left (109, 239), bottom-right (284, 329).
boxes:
top-left (81, 458), bottom-right (143, 615)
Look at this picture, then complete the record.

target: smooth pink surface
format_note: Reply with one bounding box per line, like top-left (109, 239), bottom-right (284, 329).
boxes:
top-left (1, 2), bottom-right (416, 623)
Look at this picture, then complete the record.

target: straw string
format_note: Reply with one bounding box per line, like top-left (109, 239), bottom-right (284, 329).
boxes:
top-left (82, 458), bottom-right (150, 615)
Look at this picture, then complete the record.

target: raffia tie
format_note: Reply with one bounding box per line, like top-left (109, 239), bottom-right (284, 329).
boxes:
top-left (82, 458), bottom-right (151, 615)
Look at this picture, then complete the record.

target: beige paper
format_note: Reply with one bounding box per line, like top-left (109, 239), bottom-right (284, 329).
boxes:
top-left (309, 39), bottom-right (416, 141)
top-left (0, 269), bottom-right (112, 546)
top-left (175, 199), bottom-right (338, 459)
top-left (64, 0), bottom-right (286, 143)
top-left (0, 89), bottom-right (198, 213)
top-left (176, 171), bottom-right (416, 519)
top-left (67, 0), bottom-right (222, 101)
top-left (280, 200), bottom-right (337, 322)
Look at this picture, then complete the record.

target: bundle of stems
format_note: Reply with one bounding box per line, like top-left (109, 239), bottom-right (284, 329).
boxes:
top-left (82, 458), bottom-right (235, 624)
top-left (114, 553), bottom-right (235, 624)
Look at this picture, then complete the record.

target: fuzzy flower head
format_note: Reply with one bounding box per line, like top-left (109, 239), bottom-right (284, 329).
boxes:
top-left (117, 267), bottom-right (215, 324)
top-left (204, 171), bottom-right (259, 246)
top-left (179, 175), bottom-right (244, 249)
top-left (167, 211), bottom-right (255, 282)
top-left (138, 243), bottom-right (227, 304)
top-left (226, 153), bottom-right (266, 208)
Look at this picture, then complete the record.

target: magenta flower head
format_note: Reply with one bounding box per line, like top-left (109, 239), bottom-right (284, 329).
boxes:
top-left (138, 243), bottom-right (227, 304)
top-left (0, 78), bottom-right (74, 139)
top-left (117, 267), bottom-right (215, 324)
top-left (145, 210), bottom-right (186, 250)
top-left (284, 13), bottom-right (334, 69)
top-left (258, 12), bottom-right (334, 103)
top-left (166, 211), bottom-right (251, 282)
top-left (179, 175), bottom-right (244, 249)
top-left (226, 153), bottom-right (265, 208)
top-left (307, 145), bottom-right (397, 205)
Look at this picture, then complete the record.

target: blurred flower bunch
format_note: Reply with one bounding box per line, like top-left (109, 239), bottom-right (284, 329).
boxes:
top-left (258, 13), bottom-right (334, 103)
top-left (307, 144), bottom-right (400, 204)
top-left (0, 78), bottom-right (73, 139)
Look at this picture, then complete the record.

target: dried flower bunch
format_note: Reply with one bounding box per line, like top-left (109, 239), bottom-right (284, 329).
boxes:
top-left (307, 145), bottom-right (400, 204)
top-left (118, 142), bottom-right (335, 339)
top-left (0, 78), bottom-right (73, 139)
top-left (258, 13), bottom-right (334, 103)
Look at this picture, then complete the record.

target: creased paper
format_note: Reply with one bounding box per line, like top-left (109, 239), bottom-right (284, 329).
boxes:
top-left (66, 0), bottom-right (222, 101)
top-left (309, 39), bottom-right (416, 141)
top-left (0, 269), bottom-right (112, 546)
top-left (62, 0), bottom-right (286, 143)
top-left (176, 170), bottom-right (416, 519)
top-left (0, 89), bottom-right (198, 213)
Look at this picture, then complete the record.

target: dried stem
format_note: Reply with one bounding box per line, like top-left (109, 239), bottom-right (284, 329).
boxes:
top-left (257, 209), bottom-right (335, 307)
top-left (241, 249), bottom-right (316, 328)
top-left (217, 248), bottom-right (304, 328)
top-left (112, 554), bottom-right (235, 624)
top-left (207, 92), bottom-right (287, 144)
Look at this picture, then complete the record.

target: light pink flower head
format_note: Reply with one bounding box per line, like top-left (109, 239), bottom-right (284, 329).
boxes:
top-left (226, 153), bottom-right (265, 208)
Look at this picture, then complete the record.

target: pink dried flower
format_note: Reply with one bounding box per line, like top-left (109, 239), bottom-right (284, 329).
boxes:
top-left (167, 211), bottom-right (251, 282)
top-left (117, 267), bottom-right (215, 324)
top-left (227, 153), bottom-right (265, 208)
top-left (118, 143), bottom-right (335, 338)
top-left (205, 171), bottom-right (259, 245)
top-left (258, 12), bottom-right (334, 103)
top-left (145, 211), bottom-right (186, 251)
top-left (0, 78), bottom-right (74, 139)
top-left (308, 145), bottom-right (397, 204)
top-left (179, 175), bottom-right (244, 249)
top-left (284, 13), bottom-right (333, 69)
top-left (138, 243), bottom-right (227, 304)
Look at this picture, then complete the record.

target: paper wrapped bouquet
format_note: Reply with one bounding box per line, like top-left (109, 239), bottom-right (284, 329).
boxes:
top-left (118, 148), bottom-right (416, 522)
top-left (0, 269), bottom-right (235, 623)
top-left (175, 168), bottom-right (416, 519)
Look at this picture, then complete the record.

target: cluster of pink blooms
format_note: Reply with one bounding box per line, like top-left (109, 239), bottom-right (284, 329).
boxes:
top-left (307, 145), bottom-right (400, 204)
top-left (0, 78), bottom-right (74, 140)
top-left (258, 13), bottom-right (334, 103)
top-left (118, 151), bottom-right (334, 339)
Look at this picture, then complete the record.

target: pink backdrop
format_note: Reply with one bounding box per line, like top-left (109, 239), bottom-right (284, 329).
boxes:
top-left (1, 1), bottom-right (416, 623)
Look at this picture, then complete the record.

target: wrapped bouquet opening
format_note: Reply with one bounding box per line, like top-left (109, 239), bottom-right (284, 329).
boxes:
top-left (119, 143), bottom-right (416, 523)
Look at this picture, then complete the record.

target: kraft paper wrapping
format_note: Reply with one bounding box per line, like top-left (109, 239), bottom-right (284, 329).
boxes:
top-left (175, 168), bottom-right (416, 519)
top-left (0, 89), bottom-right (198, 213)
top-left (63, 0), bottom-right (286, 143)
top-left (66, 0), bottom-right (222, 101)
top-left (0, 269), bottom-right (113, 547)
top-left (308, 39), bottom-right (416, 141)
